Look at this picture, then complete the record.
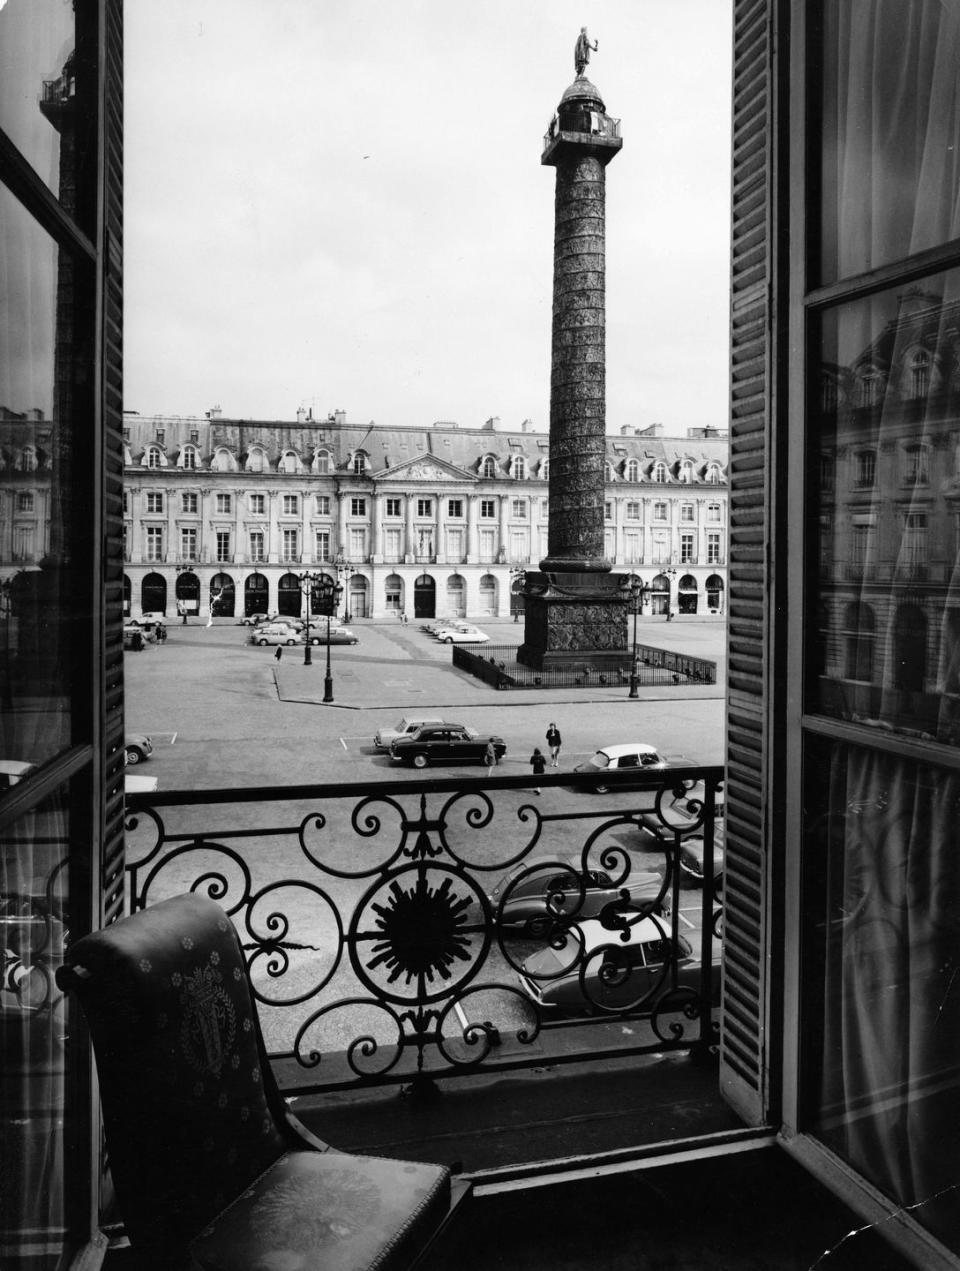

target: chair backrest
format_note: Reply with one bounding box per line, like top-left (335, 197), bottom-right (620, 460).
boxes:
top-left (57, 893), bottom-right (287, 1261)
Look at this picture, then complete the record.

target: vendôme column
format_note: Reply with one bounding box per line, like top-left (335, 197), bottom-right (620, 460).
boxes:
top-left (519, 30), bottom-right (628, 670)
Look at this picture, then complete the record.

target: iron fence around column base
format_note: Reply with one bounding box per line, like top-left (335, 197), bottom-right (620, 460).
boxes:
top-left (453, 644), bottom-right (717, 689)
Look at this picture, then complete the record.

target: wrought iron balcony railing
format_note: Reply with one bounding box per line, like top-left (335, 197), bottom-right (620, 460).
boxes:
top-left (123, 768), bottom-right (724, 1098)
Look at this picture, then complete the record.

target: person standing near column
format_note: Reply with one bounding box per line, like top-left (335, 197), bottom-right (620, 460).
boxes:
top-left (546, 722), bottom-right (562, 766)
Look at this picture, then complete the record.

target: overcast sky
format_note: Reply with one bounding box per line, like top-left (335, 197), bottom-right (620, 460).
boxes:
top-left (124, 2), bottom-right (732, 434)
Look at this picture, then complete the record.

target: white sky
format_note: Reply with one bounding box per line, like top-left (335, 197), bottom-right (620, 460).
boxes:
top-left (124, 1), bottom-right (732, 433)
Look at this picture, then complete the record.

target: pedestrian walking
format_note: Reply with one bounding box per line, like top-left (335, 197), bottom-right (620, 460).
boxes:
top-left (545, 722), bottom-right (562, 766)
top-left (529, 747), bottom-right (546, 794)
top-left (484, 740), bottom-right (499, 769)
top-left (274, 646), bottom-right (282, 663)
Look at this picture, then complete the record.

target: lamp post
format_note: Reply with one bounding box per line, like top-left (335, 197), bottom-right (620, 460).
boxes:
top-left (628, 577), bottom-right (644, 699)
top-left (336, 560), bottom-right (357, 622)
top-left (311, 572), bottom-right (343, 702)
top-left (298, 570), bottom-right (326, 667)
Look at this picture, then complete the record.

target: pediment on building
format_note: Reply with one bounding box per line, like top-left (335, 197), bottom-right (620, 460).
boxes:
top-left (375, 456), bottom-right (476, 483)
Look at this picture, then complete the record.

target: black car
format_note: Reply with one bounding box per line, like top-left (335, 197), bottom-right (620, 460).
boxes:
top-left (389, 725), bottom-right (506, 769)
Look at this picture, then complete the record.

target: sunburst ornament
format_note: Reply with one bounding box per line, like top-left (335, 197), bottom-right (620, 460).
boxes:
top-left (367, 873), bottom-right (473, 986)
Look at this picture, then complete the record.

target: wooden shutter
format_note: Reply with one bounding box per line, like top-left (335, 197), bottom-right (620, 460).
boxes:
top-left (720, 0), bottom-right (787, 1126)
top-left (100, 0), bottom-right (126, 926)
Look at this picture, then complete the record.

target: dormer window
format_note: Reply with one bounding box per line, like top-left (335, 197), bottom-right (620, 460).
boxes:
top-left (481, 456), bottom-right (497, 478)
top-left (604, 462), bottom-right (615, 482)
top-left (352, 452), bottom-right (367, 475)
top-left (678, 460), bottom-right (694, 483)
top-left (625, 459), bottom-right (640, 482)
top-left (245, 446), bottom-right (269, 474)
top-left (908, 349), bottom-right (931, 399)
top-left (181, 445), bottom-right (199, 471)
top-left (705, 462), bottom-right (722, 484)
top-left (652, 461), bottom-right (668, 483)
top-left (279, 450), bottom-right (299, 474)
top-left (513, 455), bottom-right (526, 479)
top-left (314, 450), bottom-right (331, 474)
top-left (146, 445), bottom-right (162, 469)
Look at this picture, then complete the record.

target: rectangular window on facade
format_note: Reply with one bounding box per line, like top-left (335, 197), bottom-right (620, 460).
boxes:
top-left (146, 492), bottom-right (163, 513)
top-left (707, 503), bottom-right (721, 522)
top-left (654, 501), bottom-right (668, 521)
top-left (282, 529), bottom-right (298, 562)
top-left (146, 526), bottom-right (164, 562)
top-left (681, 503), bottom-right (695, 522)
top-left (216, 493), bottom-right (232, 514)
top-left (249, 531), bottom-right (265, 563)
top-left (350, 497), bottom-right (366, 516)
top-left (182, 492), bottom-right (198, 513)
top-left (706, 533), bottom-right (721, 565)
top-left (14, 525), bottom-right (34, 560)
top-left (17, 492), bottom-right (34, 512)
top-left (349, 527), bottom-right (366, 559)
top-left (216, 530), bottom-right (231, 563)
top-left (385, 497), bottom-right (401, 517)
top-left (190, 429), bottom-right (199, 444)
top-left (316, 495), bottom-right (331, 516)
top-left (384, 528), bottom-right (402, 560)
top-left (604, 501), bottom-right (613, 520)
top-left (282, 494), bottom-right (299, 515)
top-left (509, 529), bottom-right (528, 561)
top-left (446, 528), bottom-right (464, 559)
top-left (417, 498), bottom-right (432, 517)
top-left (448, 499), bottom-right (463, 518)
top-left (180, 527), bottom-right (198, 560)
top-left (480, 529), bottom-right (496, 561)
top-left (249, 493), bottom-right (265, 514)
top-left (315, 530), bottom-right (330, 561)
top-left (626, 501), bottom-right (641, 519)
top-left (624, 531), bottom-right (642, 563)
top-left (511, 499), bottom-right (527, 518)
top-left (480, 499), bottom-right (496, 518)
top-left (156, 429), bottom-right (165, 446)
top-left (123, 491), bottom-right (130, 514)
top-left (651, 531), bottom-right (668, 564)
top-left (680, 533), bottom-right (695, 563)
top-left (855, 451), bottom-right (876, 487)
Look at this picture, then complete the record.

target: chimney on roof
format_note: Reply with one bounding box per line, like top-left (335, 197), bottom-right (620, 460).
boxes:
top-left (485, 416), bottom-right (504, 432)
top-left (206, 404), bottom-right (222, 420)
top-left (334, 409), bottom-right (346, 426)
top-left (296, 407), bottom-right (307, 423)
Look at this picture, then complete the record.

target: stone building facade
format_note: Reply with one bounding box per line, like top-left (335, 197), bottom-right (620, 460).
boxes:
top-left (112, 409), bottom-right (729, 622)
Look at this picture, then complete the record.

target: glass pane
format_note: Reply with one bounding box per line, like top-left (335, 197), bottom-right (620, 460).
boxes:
top-left (0, 783), bottom-right (72, 1266)
top-left (807, 268), bottom-right (960, 746)
top-left (817, 0), bottom-right (960, 284)
top-left (804, 740), bottom-right (960, 1256)
top-left (1, 184), bottom-right (93, 768)
top-left (0, 2), bottom-right (78, 207)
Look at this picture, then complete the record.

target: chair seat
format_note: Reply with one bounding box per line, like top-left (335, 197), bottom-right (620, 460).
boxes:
top-left (189, 1147), bottom-right (451, 1271)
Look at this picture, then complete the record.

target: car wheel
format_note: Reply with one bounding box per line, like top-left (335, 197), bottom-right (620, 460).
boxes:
top-left (443, 636), bottom-right (453, 643)
top-left (412, 753), bottom-right (428, 769)
top-left (594, 784), bottom-right (609, 795)
top-left (310, 636), bottom-right (321, 645)
top-left (257, 638), bottom-right (268, 646)
top-left (125, 746), bottom-right (142, 765)
top-left (286, 638), bottom-right (297, 646)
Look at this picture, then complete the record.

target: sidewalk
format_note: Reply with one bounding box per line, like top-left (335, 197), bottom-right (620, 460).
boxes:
top-left (274, 615), bottom-right (726, 711)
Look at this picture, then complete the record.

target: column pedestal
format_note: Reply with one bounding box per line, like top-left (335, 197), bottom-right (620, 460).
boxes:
top-left (517, 571), bottom-right (630, 670)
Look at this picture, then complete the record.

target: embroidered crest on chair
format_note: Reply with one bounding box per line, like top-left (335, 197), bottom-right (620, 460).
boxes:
top-left (179, 962), bottom-right (237, 1075)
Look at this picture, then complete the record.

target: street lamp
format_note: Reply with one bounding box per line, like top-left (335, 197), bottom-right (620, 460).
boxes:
top-left (298, 570), bottom-right (327, 666)
top-left (311, 572), bottom-right (343, 702)
top-left (628, 577), bottom-right (644, 699)
top-left (336, 559), bottom-right (357, 622)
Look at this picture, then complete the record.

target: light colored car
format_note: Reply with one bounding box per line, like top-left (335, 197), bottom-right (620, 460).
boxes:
top-left (250, 627), bottom-right (303, 646)
top-left (518, 912), bottom-right (719, 1014)
top-left (125, 734), bottom-right (153, 765)
top-left (433, 625), bottom-right (490, 644)
top-left (420, 615), bottom-right (466, 634)
top-left (375, 715), bottom-right (445, 749)
top-left (238, 611), bottom-right (280, 626)
top-left (573, 743), bottom-right (697, 793)
top-left (487, 854), bottom-right (664, 934)
top-left (0, 760), bottom-right (37, 791)
top-left (303, 627), bottom-right (358, 645)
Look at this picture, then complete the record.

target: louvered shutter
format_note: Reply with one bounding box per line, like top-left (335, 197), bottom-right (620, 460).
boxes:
top-left (100, 0), bottom-right (126, 926)
top-left (720, 0), bottom-right (784, 1126)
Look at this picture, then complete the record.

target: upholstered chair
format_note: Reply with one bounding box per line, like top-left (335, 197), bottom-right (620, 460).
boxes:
top-left (56, 892), bottom-right (457, 1270)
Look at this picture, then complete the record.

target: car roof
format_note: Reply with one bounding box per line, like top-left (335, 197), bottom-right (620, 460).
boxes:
top-left (595, 743), bottom-right (661, 760)
top-left (573, 913), bottom-right (670, 955)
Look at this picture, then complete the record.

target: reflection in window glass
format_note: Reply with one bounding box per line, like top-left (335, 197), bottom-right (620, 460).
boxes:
top-left (0, 783), bottom-right (71, 1263)
top-left (1, 186), bottom-right (92, 768)
top-left (818, 0), bottom-right (960, 284)
top-left (808, 268), bottom-right (960, 746)
top-left (0, 1), bottom-right (76, 206)
top-left (804, 741), bottom-right (960, 1256)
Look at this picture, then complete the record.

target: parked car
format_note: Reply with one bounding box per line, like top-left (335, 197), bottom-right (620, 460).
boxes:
top-left (572, 743), bottom-right (698, 793)
top-left (374, 715), bottom-right (479, 750)
top-left (433, 624), bottom-right (490, 644)
top-left (250, 627), bottom-right (303, 646)
top-left (238, 612), bottom-right (280, 626)
top-left (420, 615), bottom-right (465, 634)
top-left (125, 734), bottom-right (153, 765)
top-left (0, 760), bottom-right (37, 791)
top-left (303, 627), bottom-right (358, 645)
top-left (123, 625), bottom-right (146, 651)
top-left (636, 805), bottom-right (725, 889)
top-left (487, 854), bottom-right (663, 934)
top-left (518, 913), bottom-right (719, 1014)
top-left (389, 725), bottom-right (506, 769)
